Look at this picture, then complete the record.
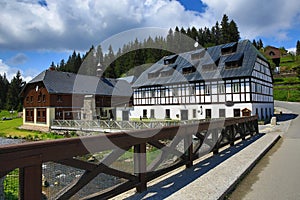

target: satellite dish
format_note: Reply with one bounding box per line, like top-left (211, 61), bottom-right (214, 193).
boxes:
top-left (194, 42), bottom-right (199, 48)
top-left (35, 85), bottom-right (39, 92)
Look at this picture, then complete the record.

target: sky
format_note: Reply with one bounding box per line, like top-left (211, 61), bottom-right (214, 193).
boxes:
top-left (1, 0), bottom-right (300, 82)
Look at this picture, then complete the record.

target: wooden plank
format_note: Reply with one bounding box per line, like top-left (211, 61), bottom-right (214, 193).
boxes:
top-left (19, 164), bottom-right (42, 200)
top-left (55, 148), bottom-right (129, 199)
top-left (134, 143), bottom-right (147, 193)
top-left (147, 136), bottom-right (183, 172)
top-left (184, 134), bottom-right (193, 168)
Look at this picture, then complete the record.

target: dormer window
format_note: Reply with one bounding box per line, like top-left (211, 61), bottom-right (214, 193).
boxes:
top-left (221, 42), bottom-right (237, 55)
top-left (225, 53), bottom-right (244, 69)
top-left (148, 67), bottom-right (163, 79)
top-left (182, 66), bottom-right (196, 75)
top-left (202, 64), bottom-right (217, 72)
top-left (191, 50), bottom-right (205, 60)
top-left (160, 64), bottom-right (177, 77)
top-left (164, 55), bottom-right (178, 65)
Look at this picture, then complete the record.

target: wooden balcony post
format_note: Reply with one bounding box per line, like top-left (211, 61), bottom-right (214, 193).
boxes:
top-left (19, 164), bottom-right (42, 200)
top-left (134, 143), bottom-right (147, 193)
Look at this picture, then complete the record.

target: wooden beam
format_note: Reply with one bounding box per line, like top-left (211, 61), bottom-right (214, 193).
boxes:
top-left (19, 164), bottom-right (42, 200)
top-left (134, 143), bottom-right (147, 193)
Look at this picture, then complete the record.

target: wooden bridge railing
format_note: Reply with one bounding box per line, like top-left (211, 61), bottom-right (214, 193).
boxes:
top-left (0, 116), bottom-right (258, 200)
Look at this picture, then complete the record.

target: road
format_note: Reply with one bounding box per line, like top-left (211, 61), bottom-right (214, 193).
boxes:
top-left (229, 101), bottom-right (300, 200)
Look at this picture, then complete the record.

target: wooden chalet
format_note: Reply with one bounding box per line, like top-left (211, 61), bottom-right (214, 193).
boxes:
top-left (20, 70), bottom-right (132, 131)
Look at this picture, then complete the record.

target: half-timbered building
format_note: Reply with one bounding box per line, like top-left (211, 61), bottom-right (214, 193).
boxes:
top-left (21, 70), bottom-right (132, 131)
top-left (130, 40), bottom-right (274, 121)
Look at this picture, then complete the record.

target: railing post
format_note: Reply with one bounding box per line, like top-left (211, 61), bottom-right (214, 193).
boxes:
top-left (184, 134), bottom-right (193, 168)
top-left (254, 118), bottom-right (259, 135)
top-left (19, 164), bottom-right (42, 200)
top-left (134, 143), bottom-right (147, 193)
top-left (229, 125), bottom-right (235, 147)
top-left (213, 129), bottom-right (219, 155)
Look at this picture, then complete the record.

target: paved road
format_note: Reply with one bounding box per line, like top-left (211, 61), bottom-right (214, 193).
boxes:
top-left (229, 101), bottom-right (300, 200)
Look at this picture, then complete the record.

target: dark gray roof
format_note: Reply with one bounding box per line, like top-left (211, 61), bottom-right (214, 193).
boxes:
top-left (118, 75), bottom-right (137, 84)
top-left (27, 70), bottom-right (132, 97)
top-left (133, 40), bottom-right (270, 88)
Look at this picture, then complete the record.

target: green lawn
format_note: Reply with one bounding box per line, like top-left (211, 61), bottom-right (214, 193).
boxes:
top-left (0, 117), bottom-right (64, 140)
top-left (279, 55), bottom-right (300, 70)
top-left (273, 82), bottom-right (300, 102)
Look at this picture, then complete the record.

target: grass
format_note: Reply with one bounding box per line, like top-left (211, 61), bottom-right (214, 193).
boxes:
top-left (0, 117), bottom-right (64, 140)
top-left (273, 77), bottom-right (300, 84)
top-left (279, 55), bottom-right (300, 70)
top-left (3, 169), bottom-right (19, 200)
top-left (274, 85), bottom-right (300, 102)
top-left (273, 76), bottom-right (300, 102)
top-left (0, 110), bottom-right (18, 119)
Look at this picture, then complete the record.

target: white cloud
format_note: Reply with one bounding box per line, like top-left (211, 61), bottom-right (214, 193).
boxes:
top-left (0, 0), bottom-right (211, 51)
top-left (201, 0), bottom-right (300, 41)
top-left (0, 0), bottom-right (300, 52)
top-left (0, 59), bottom-right (33, 82)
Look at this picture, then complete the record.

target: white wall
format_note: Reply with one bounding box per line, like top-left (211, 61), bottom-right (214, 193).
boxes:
top-left (129, 102), bottom-right (265, 120)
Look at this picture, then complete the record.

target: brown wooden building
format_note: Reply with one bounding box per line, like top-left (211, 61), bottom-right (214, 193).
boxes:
top-left (20, 70), bottom-right (132, 131)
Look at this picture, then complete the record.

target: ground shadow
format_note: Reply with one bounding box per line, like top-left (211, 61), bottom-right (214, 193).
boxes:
top-left (275, 113), bottom-right (298, 122)
top-left (124, 133), bottom-right (265, 200)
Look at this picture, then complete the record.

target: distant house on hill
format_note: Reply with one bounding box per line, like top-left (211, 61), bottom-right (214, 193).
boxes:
top-left (130, 40), bottom-right (274, 121)
top-left (264, 46), bottom-right (281, 71)
top-left (20, 70), bottom-right (132, 131)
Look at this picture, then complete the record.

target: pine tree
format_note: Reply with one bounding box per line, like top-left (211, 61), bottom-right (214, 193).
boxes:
top-left (252, 39), bottom-right (258, 49)
top-left (228, 20), bottom-right (240, 42)
top-left (104, 45), bottom-right (116, 78)
top-left (0, 73), bottom-right (9, 109)
top-left (220, 14), bottom-right (230, 43)
top-left (6, 71), bottom-right (25, 111)
top-left (296, 40), bottom-right (300, 56)
top-left (258, 39), bottom-right (264, 49)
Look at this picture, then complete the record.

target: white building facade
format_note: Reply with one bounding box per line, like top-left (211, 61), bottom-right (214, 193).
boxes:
top-left (130, 40), bottom-right (274, 121)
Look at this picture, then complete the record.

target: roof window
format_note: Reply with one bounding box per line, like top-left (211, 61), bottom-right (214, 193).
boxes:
top-left (202, 64), bottom-right (217, 72)
top-left (164, 55), bottom-right (178, 65)
top-left (221, 42), bottom-right (237, 55)
top-left (148, 67), bottom-right (163, 79)
top-left (182, 66), bottom-right (196, 75)
top-left (225, 53), bottom-right (244, 69)
top-left (160, 64), bottom-right (177, 77)
top-left (191, 50), bottom-right (205, 60)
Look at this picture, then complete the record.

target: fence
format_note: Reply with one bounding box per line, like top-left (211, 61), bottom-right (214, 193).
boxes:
top-left (0, 116), bottom-right (258, 200)
top-left (51, 119), bottom-right (206, 131)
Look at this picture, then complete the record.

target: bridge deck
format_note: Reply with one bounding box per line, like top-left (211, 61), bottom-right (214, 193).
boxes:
top-left (113, 130), bottom-right (281, 199)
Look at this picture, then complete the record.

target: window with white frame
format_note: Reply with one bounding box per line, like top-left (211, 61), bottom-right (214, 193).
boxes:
top-left (205, 84), bottom-right (211, 95)
top-left (232, 82), bottom-right (240, 93)
top-left (218, 84), bottom-right (225, 94)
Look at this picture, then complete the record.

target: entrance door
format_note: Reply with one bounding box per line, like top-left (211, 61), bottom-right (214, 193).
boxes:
top-left (234, 109), bottom-right (241, 117)
top-left (122, 111), bottom-right (129, 121)
top-left (181, 110), bottom-right (188, 120)
top-left (205, 109), bottom-right (211, 119)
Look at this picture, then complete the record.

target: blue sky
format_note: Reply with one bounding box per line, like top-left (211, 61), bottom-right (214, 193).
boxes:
top-left (1, 0), bottom-right (300, 82)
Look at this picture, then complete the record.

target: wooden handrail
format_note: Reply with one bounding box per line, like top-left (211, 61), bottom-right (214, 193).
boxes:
top-left (0, 116), bottom-right (258, 200)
